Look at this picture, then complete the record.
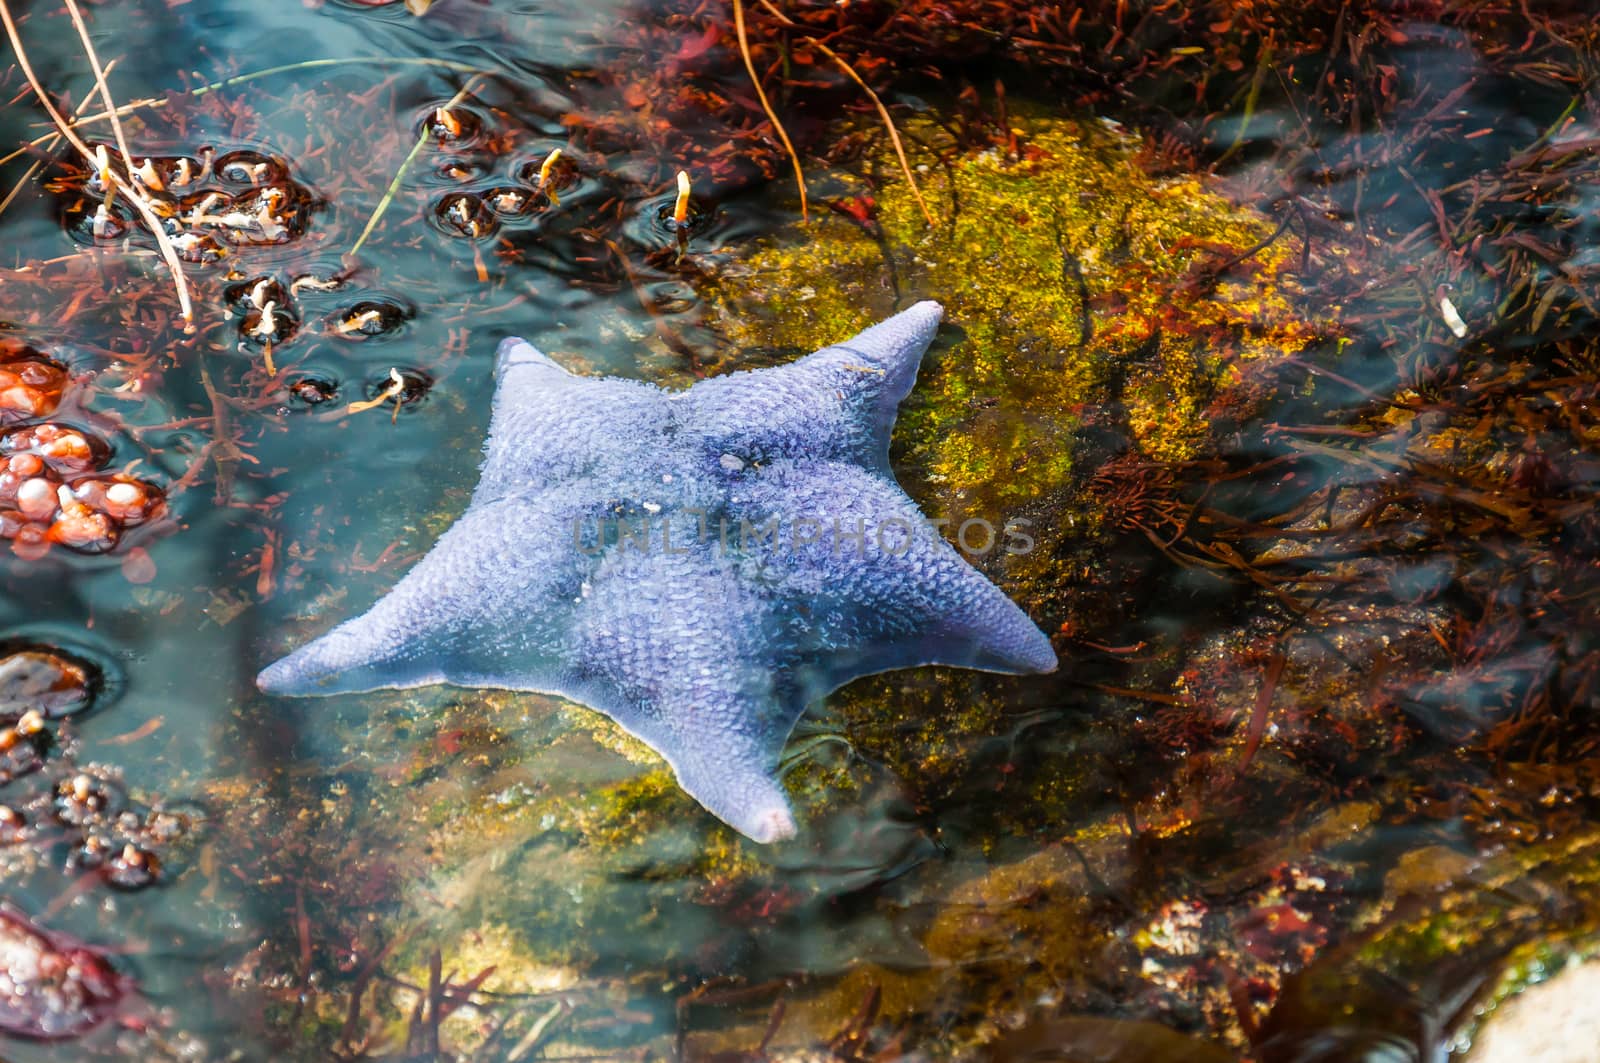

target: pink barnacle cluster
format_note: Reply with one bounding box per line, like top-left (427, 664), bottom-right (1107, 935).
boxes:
top-left (0, 353), bottom-right (67, 422)
top-left (0, 424), bottom-right (164, 559)
top-left (0, 905), bottom-right (124, 1040)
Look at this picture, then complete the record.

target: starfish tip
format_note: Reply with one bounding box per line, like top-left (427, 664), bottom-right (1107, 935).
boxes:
top-left (254, 657), bottom-right (304, 696)
top-left (255, 645), bottom-right (346, 696)
top-left (883, 300), bottom-right (943, 348)
top-left (494, 336), bottom-right (561, 374)
top-left (747, 805), bottom-right (799, 844)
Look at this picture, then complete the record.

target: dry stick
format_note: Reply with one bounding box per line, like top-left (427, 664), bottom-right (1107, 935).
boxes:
top-left (752, 0), bottom-right (933, 226)
top-left (732, 0), bottom-right (807, 222)
top-left (0, 56), bottom-right (486, 169)
top-left (811, 40), bottom-right (934, 226)
top-left (0, 159), bottom-right (46, 219)
top-left (62, 0), bottom-right (136, 175)
top-left (348, 74), bottom-right (484, 258)
top-left (0, 58), bottom-right (115, 221)
top-left (0, 0), bottom-right (195, 328)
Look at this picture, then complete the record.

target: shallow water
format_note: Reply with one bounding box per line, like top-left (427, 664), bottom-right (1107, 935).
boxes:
top-left (3, 0), bottom-right (1599, 1058)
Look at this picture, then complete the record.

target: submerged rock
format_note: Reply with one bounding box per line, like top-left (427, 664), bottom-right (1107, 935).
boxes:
top-left (0, 645), bottom-right (95, 720)
top-left (703, 109), bottom-right (1315, 510)
top-left (1469, 959), bottom-right (1600, 1063)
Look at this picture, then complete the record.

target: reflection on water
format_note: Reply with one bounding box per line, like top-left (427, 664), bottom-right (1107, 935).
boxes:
top-left (1, 0), bottom-right (1598, 1057)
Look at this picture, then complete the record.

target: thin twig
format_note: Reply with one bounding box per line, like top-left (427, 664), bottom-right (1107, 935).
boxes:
top-left (0, 59), bottom-right (115, 221)
top-left (1, 57), bottom-right (487, 169)
top-left (733, 0), bottom-right (807, 222)
top-left (0, 158), bottom-right (45, 221)
top-left (349, 74), bottom-right (483, 258)
top-left (753, 0), bottom-right (933, 226)
top-left (62, 0), bottom-right (135, 173)
top-left (814, 40), bottom-right (934, 226)
top-left (0, 0), bottom-right (195, 327)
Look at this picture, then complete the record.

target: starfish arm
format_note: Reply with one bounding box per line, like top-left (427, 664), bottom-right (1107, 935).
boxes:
top-left (476, 338), bottom-right (669, 501)
top-left (736, 460), bottom-right (1058, 696)
top-left (680, 301), bottom-right (943, 470)
top-left (568, 545), bottom-right (805, 841)
top-left (256, 489), bottom-right (589, 697)
top-left (617, 704), bottom-right (800, 843)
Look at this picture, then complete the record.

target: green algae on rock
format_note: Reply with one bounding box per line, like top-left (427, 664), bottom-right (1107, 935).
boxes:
top-left (703, 111), bottom-right (1318, 516)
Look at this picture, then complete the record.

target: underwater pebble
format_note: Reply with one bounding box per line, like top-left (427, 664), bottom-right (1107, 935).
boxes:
top-left (424, 104), bottom-right (482, 144)
top-left (331, 300), bottom-right (409, 339)
top-left (433, 193), bottom-right (498, 239)
top-left (0, 646), bottom-right (94, 719)
top-left (286, 374), bottom-right (340, 409)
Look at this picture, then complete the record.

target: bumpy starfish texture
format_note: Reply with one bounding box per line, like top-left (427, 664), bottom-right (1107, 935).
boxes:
top-left (257, 302), bottom-right (1057, 842)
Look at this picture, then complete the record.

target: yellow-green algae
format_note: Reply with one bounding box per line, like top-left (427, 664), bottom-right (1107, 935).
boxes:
top-left (705, 109), bottom-right (1317, 511)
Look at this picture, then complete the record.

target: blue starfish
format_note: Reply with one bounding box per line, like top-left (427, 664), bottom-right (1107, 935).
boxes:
top-left (257, 302), bottom-right (1056, 842)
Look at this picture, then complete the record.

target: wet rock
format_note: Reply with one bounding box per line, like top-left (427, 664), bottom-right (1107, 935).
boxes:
top-left (0, 714), bottom-right (47, 785)
top-left (432, 192), bottom-right (498, 239)
top-left (482, 185), bottom-right (532, 218)
top-left (285, 373), bottom-right (341, 409)
top-left (102, 842), bottom-right (161, 891)
top-left (0, 904), bottom-right (123, 1039)
top-left (1, 422), bottom-right (106, 474)
top-left (989, 1016), bottom-right (1235, 1062)
top-left (363, 367), bottom-right (432, 410)
top-left (0, 635), bottom-right (189, 896)
top-left (1469, 960), bottom-right (1600, 1063)
top-left (0, 645), bottom-right (96, 719)
top-left (331, 300), bottom-right (410, 339)
top-left (422, 104), bottom-right (483, 144)
top-left (0, 805), bottom-right (27, 845)
top-left (215, 149), bottom-right (288, 188)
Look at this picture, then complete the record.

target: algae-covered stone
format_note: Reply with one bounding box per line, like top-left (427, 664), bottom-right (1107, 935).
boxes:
top-left (704, 110), bottom-right (1316, 523)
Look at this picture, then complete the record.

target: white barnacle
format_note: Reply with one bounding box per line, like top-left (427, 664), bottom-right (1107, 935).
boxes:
top-left (133, 158), bottom-right (164, 192)
top-left (249, 277), bottom-right (274, 310)
top-left (249, 300), bottom-right (281, 340)
top-left (1439, 294), bottom-right (1469, 338)
top-left (91, 202), bottom-right (118, 239)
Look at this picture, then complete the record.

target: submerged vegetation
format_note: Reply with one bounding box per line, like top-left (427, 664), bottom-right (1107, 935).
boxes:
top-left (0, 0), bottom-right (1598, 1058)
